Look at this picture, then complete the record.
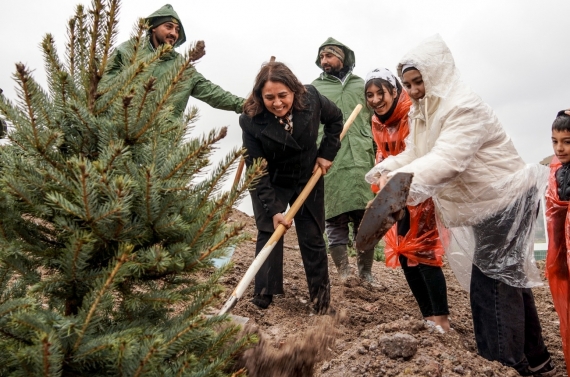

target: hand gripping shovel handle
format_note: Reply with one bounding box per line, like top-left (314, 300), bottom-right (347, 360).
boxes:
top-left (219, 104), bottom-right (362, 315)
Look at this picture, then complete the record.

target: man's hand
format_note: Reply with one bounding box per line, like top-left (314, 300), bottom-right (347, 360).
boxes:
top-left (375, 172), bottom-right (390, 191)
top-left (565, 109), bottom-right (570, 116)
top-left (313, 157), bottom-right (333, 175)
top-left (273, 213), bottom-right (292, 230)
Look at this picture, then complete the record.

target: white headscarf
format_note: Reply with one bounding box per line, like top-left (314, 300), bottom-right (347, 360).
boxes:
top-left (401, 63), bottom-right (416, 74)
top-left (365, 67), bottom-right (398, 89)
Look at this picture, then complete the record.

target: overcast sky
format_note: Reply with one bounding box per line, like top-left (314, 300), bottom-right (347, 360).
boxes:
top-left (2, 0), bottom-right (569, 215)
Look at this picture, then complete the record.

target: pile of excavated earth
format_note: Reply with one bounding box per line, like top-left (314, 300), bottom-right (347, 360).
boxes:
top-left (219, 210), bottom-right (566, 377)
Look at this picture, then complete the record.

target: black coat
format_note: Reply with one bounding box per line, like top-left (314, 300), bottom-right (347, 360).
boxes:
top-left (240, 85), bottom-right (343, 232)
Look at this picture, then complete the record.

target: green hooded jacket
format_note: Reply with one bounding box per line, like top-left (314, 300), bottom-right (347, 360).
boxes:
top-left (103, 4), bottom-right (244, 118)
top-left (312, 37), bottom-right (374, 220)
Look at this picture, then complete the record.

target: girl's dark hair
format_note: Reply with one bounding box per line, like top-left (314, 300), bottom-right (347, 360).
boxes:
top-left (552, 110), bottom-right (570, 132)
top-left (243, 62), bottom-right (307, 117)
top-left (364, 78), bottom-right (401, 111)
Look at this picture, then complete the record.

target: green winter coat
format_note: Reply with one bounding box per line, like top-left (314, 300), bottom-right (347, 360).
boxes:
top-left (312, 37), bottom-right (375, 220)
top-left (103, 4), bottom-right (244, 118)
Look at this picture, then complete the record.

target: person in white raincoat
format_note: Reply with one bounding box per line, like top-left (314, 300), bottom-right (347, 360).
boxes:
top-left (366, 35), bottom-right (555, 376)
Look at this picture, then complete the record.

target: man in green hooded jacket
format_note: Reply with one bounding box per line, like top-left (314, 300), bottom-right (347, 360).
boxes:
top-left (104, 4), bottom-right (244, 119)
top-left (312, 38), bottom-right (376, 283)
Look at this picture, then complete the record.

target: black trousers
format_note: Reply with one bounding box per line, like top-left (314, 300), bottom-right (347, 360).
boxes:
top-left (254, 194), bottom-right (329, 305)
top-left (396, 208), bottom-right (449, 318)
top-left (399, 255), bottom-right (449, 317)
top-left (470, 264), bottom-right (549, 372)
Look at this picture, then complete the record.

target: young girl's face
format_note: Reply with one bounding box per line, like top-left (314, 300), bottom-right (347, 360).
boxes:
top-left (402, 69), bottom-right (425, 100)
top-left (365, 83), bottom-right (397, 116)
top-left (552, 129), bottom-right (570, 164)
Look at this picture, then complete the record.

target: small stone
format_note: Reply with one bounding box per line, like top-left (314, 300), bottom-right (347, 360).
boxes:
top-left (378, 333), bottom-right (418, 359)
top-left (411, 320), bottom-right (425, 332)
top-left (362, 339), bottom-right (371, 349)
top-left (358, 347), bottom-right (368, 354)
top-left (453, 365), bottom-right (465, 375)
top-left (321, 362), bottom-right (330, 372)
top-left (422, 361), bottom-right (442, 377)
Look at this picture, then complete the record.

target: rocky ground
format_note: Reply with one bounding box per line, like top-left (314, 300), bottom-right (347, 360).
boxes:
top-left (219, 210), bottom-right (566, 377)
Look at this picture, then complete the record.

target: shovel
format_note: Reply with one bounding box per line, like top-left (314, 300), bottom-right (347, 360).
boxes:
top-left (354, 172), bottom-right (413, 252)
top-left (218, 104), bottom-right (363, 316)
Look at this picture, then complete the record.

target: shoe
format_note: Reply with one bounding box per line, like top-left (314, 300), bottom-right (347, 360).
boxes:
top-left (529, 358), bottom-right (556, 377)
top-left (424, 320), bottom-right (448, 334)
top-left (251, 294), bottom-right (272, 309)
top-left (520, 358), bottom-right (557, 377)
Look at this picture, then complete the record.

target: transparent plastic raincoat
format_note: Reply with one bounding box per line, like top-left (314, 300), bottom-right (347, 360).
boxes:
top-left (545, 157), bottom-right (570, 375)
top-left (365, 35), bottom-right (548, 290)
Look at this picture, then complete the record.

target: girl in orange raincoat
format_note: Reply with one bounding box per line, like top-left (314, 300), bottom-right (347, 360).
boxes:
top-left (365, 68), bottom-right (450, 332)
top-left (545, 109), bottom-right (570, 377)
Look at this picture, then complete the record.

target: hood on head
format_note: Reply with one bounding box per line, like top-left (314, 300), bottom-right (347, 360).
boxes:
top-left (145, 4), bottom-right (186, 47)
top-left (315, 37), bottom-right (356, 71)
top-left (397, 34), bottom-right (459, 100)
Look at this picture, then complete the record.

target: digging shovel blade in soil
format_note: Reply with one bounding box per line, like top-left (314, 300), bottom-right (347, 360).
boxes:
top-left (355, 172), bottom-right (413, 252)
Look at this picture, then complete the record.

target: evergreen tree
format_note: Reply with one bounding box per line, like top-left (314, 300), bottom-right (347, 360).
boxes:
top-left (0, 0), bottom-right (261, 375)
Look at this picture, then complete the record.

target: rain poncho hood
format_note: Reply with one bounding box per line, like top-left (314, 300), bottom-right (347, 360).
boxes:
top-left (366, 34), bottom-right (548, 290)
top-left (102, 4), bottom-right (244, 119)
top-left (312, 38), bottom-right (374, 220)
top-left (145, 4), bottom-right (186, 48)
top-left (315, 37), bottom-right (356, 71)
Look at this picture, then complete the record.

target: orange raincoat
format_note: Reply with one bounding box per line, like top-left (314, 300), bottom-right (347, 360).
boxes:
top-left (371, 90), bottom-right (444, 268)
top-left (545, 157), bottom-right (570, 375)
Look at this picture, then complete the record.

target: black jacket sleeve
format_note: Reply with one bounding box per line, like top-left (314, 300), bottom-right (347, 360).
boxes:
top-left (239, 115), bottom-right (287, 218)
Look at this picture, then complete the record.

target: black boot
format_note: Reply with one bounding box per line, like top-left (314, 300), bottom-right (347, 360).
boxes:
top-left (251, 294), bottom-right (273, 309)
top-left (357, 248), bottom-right (375, 283)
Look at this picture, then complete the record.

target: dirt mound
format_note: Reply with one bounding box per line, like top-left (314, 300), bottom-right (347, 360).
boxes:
top-left (221, 209), bottom-right (567, 377)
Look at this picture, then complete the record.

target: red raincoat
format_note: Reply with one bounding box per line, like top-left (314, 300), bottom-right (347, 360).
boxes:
top-left (371, 90), bottom-right (444, 268)
top-left (545, 157), bottom-right (570, 375)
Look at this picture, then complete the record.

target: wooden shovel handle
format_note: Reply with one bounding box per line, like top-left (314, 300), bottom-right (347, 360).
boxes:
top-left (219, 104), bottom-right (362, 315)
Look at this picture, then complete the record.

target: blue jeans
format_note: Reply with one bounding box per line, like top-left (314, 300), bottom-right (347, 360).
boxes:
top-left (470, 264), bottom-right (550, 373)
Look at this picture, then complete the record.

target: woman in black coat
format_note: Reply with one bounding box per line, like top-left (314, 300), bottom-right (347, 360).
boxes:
top-left (240, 62), bottom-right (343, 313)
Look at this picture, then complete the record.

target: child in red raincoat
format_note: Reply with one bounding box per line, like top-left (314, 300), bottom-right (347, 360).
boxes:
top-left (365, 68), bottom-right (450, 332)
top-left (545, 109), bottom-right (570, 376)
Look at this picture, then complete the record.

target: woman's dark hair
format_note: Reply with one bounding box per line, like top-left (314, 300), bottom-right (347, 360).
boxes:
top-left (552, 110), bottom-right (570, 132)
top-left (364, 78), bottom-right (401, 111)
top-left (243, 62), bottom-right (307, 117)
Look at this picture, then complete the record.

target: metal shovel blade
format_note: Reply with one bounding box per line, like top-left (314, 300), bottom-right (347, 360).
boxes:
top-left (355, 172), bottom-right (413, 251)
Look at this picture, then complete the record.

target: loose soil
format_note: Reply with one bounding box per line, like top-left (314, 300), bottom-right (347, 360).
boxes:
top-left (221, 210), bottom-right (566, 377)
